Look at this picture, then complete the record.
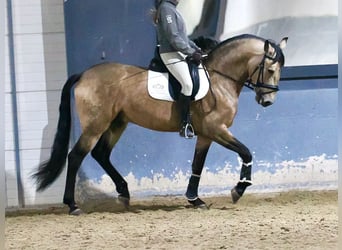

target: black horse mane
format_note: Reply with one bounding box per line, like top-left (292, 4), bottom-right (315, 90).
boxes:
top-left (192, 36), bottom-right (219, 53)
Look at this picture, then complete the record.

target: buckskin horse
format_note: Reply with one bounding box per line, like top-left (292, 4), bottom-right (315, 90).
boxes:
top-left (33, 34), bottom-right (288, 215)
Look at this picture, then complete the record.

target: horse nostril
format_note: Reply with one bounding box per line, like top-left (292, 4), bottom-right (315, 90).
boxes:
top-left (262, 101), bottom-right (273, 107)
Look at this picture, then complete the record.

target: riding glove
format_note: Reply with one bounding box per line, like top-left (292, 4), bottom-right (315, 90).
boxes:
top-left (188, 51), bottom-right (202, 65)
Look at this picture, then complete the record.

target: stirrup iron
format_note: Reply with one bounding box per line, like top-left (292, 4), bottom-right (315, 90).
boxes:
top-left (180, 123), bottom-right (194, 139)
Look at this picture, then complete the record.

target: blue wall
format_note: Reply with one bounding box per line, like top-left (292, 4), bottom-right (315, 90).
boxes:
top-left (64, 0), bottom-right (156, 73)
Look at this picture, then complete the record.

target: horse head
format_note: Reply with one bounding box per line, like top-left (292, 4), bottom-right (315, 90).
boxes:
top-left (246, 37), bottom-right (288, 107)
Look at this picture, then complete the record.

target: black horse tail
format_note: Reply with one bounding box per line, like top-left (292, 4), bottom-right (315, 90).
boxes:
top-left (33, 73), bottom-right (82, 192)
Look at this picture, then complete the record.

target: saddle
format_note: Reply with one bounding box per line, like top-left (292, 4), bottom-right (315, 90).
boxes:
top-left (147, 49), bottom-right (209, 102)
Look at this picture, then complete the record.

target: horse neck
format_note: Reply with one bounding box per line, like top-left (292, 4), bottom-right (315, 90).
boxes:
top-left (205, 39), bottom-right (264, 89)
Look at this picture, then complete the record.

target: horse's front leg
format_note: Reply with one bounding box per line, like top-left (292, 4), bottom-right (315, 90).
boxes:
top-left (215, 130), bottom-right (253, 203)
top-left (231, 157), bottom-right (253, 203)
top-left (185, 136), bottom-right (212, 208)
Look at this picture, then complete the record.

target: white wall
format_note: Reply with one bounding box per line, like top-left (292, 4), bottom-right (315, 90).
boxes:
top-left (177, 0), bottom-right (205, 34)
top-left (5, 0), bottom-right (67, 207)
top-left (221, 0), bottom-right (338, 66)
top-left (223, 0), bottom-right (338, 35)
top-left (1, 0), bottom-right (6, 247)
top-left (176, 0), bottom-right (338, 66)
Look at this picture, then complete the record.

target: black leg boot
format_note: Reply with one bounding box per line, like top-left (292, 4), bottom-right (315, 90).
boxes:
top-left (178, 94), bottom-right (194, 139)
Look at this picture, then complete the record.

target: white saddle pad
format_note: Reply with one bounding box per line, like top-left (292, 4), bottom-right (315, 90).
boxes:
top-left (147, 68), bottom-right (209, 102)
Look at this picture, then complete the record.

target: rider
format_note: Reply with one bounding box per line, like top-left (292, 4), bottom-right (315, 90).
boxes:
top-left (154, 0), bottom-right (203, 139)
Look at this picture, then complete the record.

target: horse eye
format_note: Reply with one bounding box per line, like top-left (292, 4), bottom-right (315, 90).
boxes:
top-left (268, 69), bottom-right (275, 74)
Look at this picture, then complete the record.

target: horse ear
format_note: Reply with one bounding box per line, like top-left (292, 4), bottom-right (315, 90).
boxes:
top-left (279, 37), bottom-right (288, 49)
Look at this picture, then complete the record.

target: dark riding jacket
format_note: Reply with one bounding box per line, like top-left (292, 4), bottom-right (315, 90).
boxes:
top-left (156, 0), bottom-right (200, 55)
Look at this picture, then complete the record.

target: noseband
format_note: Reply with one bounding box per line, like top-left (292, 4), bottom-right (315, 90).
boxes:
top-left (244, 54), bottom-right (279, 94)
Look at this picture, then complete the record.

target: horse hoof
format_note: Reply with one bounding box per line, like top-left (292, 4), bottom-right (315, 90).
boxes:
top-left (69, 207), bottom-right (83, 216)
top-left (118, 195), bottom-right (130, 209)
top-left (188, 198), bottom-right (208, 209)
top-left (231, 187), bottom-right (241, 204)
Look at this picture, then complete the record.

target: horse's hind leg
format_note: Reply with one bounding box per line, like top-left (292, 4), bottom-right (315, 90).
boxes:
top-left (185, 136), bottom-right (212, 209)
top-left (90, 117), bottom-right (130, 207)
top-left (63, 133), bottom-right (102, 215)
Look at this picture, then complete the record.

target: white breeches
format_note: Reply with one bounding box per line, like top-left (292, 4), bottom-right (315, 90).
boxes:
top-left (160, 52), bottom-right (194, 96)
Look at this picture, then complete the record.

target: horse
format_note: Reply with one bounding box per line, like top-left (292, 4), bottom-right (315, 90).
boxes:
top-left (33, 34), bottom-right (288, 215)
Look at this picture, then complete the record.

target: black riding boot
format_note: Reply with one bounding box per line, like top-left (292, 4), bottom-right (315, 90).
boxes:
top-left (178, 94), bottom-right (194, 139)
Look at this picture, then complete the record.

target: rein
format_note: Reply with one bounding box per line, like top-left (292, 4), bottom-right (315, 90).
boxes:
top-left (208, 67), bottom-right (243, 85)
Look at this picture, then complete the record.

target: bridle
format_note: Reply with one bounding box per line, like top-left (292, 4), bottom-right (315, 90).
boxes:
top-left (207, 52), bottom-right (281, 95)
top-left (244, 54), bottom-right (279, 94)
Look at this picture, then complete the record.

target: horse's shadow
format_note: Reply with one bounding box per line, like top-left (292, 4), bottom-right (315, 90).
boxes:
top-left (80, 197), bottom-right (190, 214)
top-left (6, 200), bottom-right (199, 217)
top-left (76, 186), bottom-right (238, 214)
top-left (80, 195), bottom-right (240, 214)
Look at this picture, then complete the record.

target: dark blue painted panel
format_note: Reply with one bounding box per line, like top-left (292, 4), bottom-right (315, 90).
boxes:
top-left (281, 64), bottom-right (337, 80)
top-left (64, 0), bottom-right (156, 74)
